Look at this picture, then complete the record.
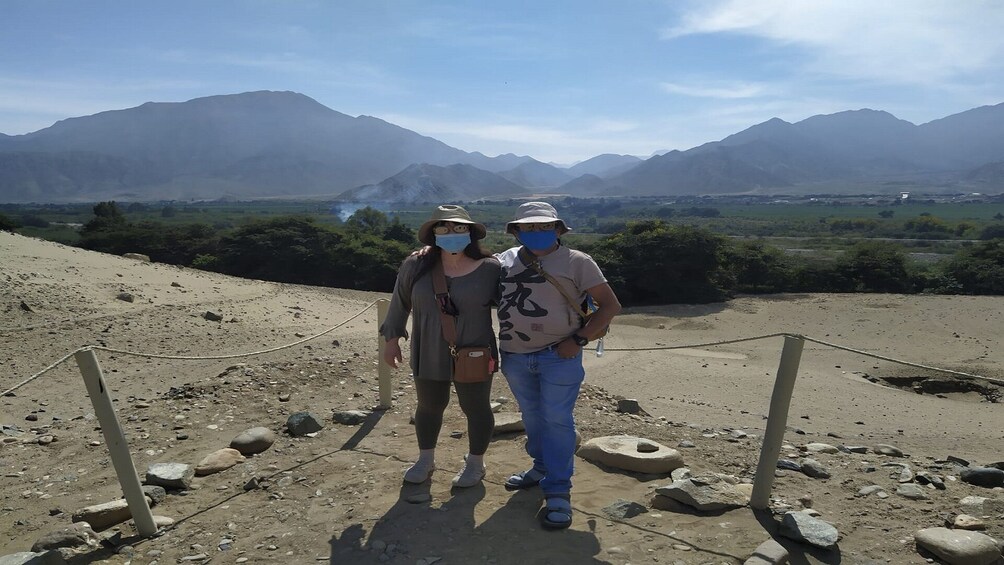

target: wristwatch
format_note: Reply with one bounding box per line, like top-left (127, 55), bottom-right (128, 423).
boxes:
top-left (571, 333), bottom-right (588, 347)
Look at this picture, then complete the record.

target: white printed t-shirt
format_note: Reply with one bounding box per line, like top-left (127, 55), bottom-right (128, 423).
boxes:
top-left (496, 244), bottom-right (607, 354)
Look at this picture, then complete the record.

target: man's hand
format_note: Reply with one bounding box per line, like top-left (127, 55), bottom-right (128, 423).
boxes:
top-left (556, 337), bottom-right (581, 359)
top-left (409, 245), bottom-right (434, 258)
top-left (383, 338), bottom-right (403, 368)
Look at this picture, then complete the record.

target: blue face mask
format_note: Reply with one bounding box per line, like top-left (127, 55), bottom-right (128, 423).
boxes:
top-left (517, 230), bottom-right (558, 251)
top-left (436, 233), bottom-right (470, 254)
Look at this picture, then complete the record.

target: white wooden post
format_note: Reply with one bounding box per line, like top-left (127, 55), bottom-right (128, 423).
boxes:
top-left (74, 349), bottom-right (158, 537)
top-left (376, 299), bottom-right (392, 408)
top-left (751, 334), bottom-right (805, 510)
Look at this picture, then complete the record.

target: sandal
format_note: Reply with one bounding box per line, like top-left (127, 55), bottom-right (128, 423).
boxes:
top-left (504, 468), bottom-right (544, 491)
top-left (541, 494), bottom-right (572, 530)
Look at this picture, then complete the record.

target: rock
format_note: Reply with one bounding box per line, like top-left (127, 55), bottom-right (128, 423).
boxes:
top-left (960, 467), bottom-right (1004, 488)
top-left (203, 311), bottom-right (223, 322)
top-left (578, 435), bottom-right (684, 474)
top-left (122, 253), bottom-right (150, 262)
top-left (671, 467), bottom-right (692, 481)
top-left (654, 476), bottom-right (749, 512)
top-left (873, 444), bottom-right (904, 457)
top-left (778, 511), bottom-right (839, 549)
top-left (145, 463), bottom-right (195, 490)
top-left (915, 471), bottom-right (946, 489)
top-left (286, 411), bottom-right (324, 436)
top-left (602, 499), bottom-right (648, 520)
top-left (896, 483), bottom-right (929, 500)
top-left (844, 445), bottom-right (869, 454)
top-left (30, 523), bottom-right (99, 552)
top-left (19, 301), bottom-right (34, 313)
top-left (677, 440), bottom-right (696, 448)
top-left (914, 527), bottom-right (1002, 565)
top-left (744, 538), bottom-right (789, 565)
top-left (616, 399), bottom-right (641, 414)
top-left (799, 458), bottom-right (831, 479)
top-left (776, 459), bottom-right (801, 471)
top-left (491, 412), bottom-right (525, 434)
top-left (141, 485), bottom-right (166, 506)
top-left (230, 426), bottom-right (276, 455)
top-left (805, 442), bottom-right (839, 454)
top-left (195, 448), bottom-right (245, 476)
top-left (953, 514), bottom-right (986, 531)
top-left (115, 292), bottom-right (135, 303)
top-left (332, 410), bottom-right (371, 426)
top-left (0, 552), bottom-right (67, 565)
top-left (152, 515), bottom-right (175, 528)
top-left (857, 485), bottom-right (885, 497)
top-left (959, 495), bottom-right (988, 515)
top-left (71, 499), bottom-right (133, 530)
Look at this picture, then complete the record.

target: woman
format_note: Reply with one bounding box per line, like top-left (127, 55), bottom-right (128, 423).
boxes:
top-left (380, 205), bottom-right (500, 487)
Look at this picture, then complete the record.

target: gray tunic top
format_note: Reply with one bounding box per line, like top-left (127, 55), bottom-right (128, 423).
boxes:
top-left (380, 255), bottom-right (501, 381)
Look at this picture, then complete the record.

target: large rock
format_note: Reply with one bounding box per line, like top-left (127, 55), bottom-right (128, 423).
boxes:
top-left (578, 435), bottom-right (684, 474)
top-left (230, 426), bottom-right (276, 455)
top-left (145, 462), bottom-right (195, 490)
top-left (779, 511), bottom-right (839, 549)
top-left (492, 412), bottom-right (525, 434)
top-left (286, 411), bottom-right (324, 436)
top-left (960, 467), bottom-right (1004, 488)
top-left (71, 499), bottom-right (133, 530)
top-left (195, 448), bottom-right (246, 476)
top-left (744, 538), bottom-right (789, 565)
top-left (654, 476), bottom-right (749, 512)
top-left (31, 523), bottom-right (99, 552)
top-left (914, 527), bottom-right (1002, 565)
top-left (122, 253), bottom-right (151, 262)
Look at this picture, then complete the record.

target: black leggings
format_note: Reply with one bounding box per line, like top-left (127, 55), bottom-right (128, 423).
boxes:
top-left (414, 378), bottom-right (494, 455)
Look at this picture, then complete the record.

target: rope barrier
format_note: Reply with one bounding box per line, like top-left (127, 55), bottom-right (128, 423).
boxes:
top-left (1, 301), bottom-right (378, 397)
top-left (5, 306), bottom-right (1000, 396)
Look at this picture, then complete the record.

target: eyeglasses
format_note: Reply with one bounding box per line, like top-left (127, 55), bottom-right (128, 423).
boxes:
top-left (432, 222), bottom-right (471, 235)
top-left (515, 222), bottom-right (557, 232)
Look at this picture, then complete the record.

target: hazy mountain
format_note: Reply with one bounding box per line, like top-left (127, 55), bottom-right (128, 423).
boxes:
top-left (2, 93), bottom-right (1003, 203)
top-left (0, 91), bottom-right (532, 202)
top-left (338, 163), bottom-right (526, 204)
top-left (497, 159), bottom-right (572, 188)
top-left (594, 103), bottom-right (1004, 196)
top-left (566, 154), bottom-right (642, 178)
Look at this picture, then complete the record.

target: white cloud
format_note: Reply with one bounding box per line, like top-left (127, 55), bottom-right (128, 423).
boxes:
top-left (664, 0), bottom-right (1004, 86)
top-left (660, 81), bottom-right (768, 99)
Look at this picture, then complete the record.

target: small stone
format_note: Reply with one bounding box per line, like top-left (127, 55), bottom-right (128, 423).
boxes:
top-left (873, 444), bottom-right (903, 457)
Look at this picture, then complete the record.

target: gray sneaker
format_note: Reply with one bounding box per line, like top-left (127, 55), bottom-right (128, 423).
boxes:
top-left (403, 461), bottom-right (435, 484)
top-left (451, 462), bottom-right (486, 488)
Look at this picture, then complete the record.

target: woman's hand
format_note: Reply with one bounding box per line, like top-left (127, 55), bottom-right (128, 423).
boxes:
top-left (383, 338), bottom-right (403, 368)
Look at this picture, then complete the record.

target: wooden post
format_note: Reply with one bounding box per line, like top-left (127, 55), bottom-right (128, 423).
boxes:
top-left (74, 349), bottom-right (158, 537)
top-left (750, 335), bottom-right (805, 510)
top-left (376, 299), bottom-right (392, 409)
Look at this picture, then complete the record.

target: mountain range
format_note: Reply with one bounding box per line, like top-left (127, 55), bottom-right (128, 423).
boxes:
top-left (0, 90), bottom-right (1002, 203)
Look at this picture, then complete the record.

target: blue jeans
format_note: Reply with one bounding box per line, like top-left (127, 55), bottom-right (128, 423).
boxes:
top-left (501, 347), bottom-right (585, 496)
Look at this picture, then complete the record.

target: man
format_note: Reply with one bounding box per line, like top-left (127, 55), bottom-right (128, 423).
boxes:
top-left (496, 201), bottom-right (621, 530)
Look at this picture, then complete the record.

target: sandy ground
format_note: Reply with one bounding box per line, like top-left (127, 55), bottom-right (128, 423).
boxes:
top-left (1, 230), bottom-right (1002, 564)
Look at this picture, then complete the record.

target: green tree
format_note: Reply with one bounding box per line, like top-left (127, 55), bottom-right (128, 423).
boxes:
top-left (835, 241), bottom-right (912, 293)
top-left (723, 240), bottom-right (793, 293)
top-left (0, 212), bottom-right (19, 231)
top-left (979, 224), bottom-right (1004, 240)
top-left (589, 221), bottom-right (730, 305)
top-left (345, 206), bottom-right (388, 235)
top-left (942, 239), bottom-right (1004, 294)
top-left (82, 201), bottom-right (127, 233)
top-left (878, 210), bottom-right (894, 218)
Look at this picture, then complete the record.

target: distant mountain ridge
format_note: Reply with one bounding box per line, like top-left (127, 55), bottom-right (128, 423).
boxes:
top-left (1, 91), bottom-right (1002, 203)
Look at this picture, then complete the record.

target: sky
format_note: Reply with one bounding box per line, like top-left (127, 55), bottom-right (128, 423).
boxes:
top-left (2, 1), bottom-right (1004, 165)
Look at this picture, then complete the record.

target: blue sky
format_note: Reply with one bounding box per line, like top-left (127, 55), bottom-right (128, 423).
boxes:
top-left (2, 1), bottom-right (1003, 164)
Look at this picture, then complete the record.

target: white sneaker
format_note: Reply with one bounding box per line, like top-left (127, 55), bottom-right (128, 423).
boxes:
top-left (451, 462), bottom-right (486, 488)
top-left (404, 461), bottom-right (435, 484)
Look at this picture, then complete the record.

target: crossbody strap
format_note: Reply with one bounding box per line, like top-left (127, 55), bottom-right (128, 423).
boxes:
top-left (517, 247), bottom-right (588, 318)
top-left (432, 261), bottom-right (458, 356)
